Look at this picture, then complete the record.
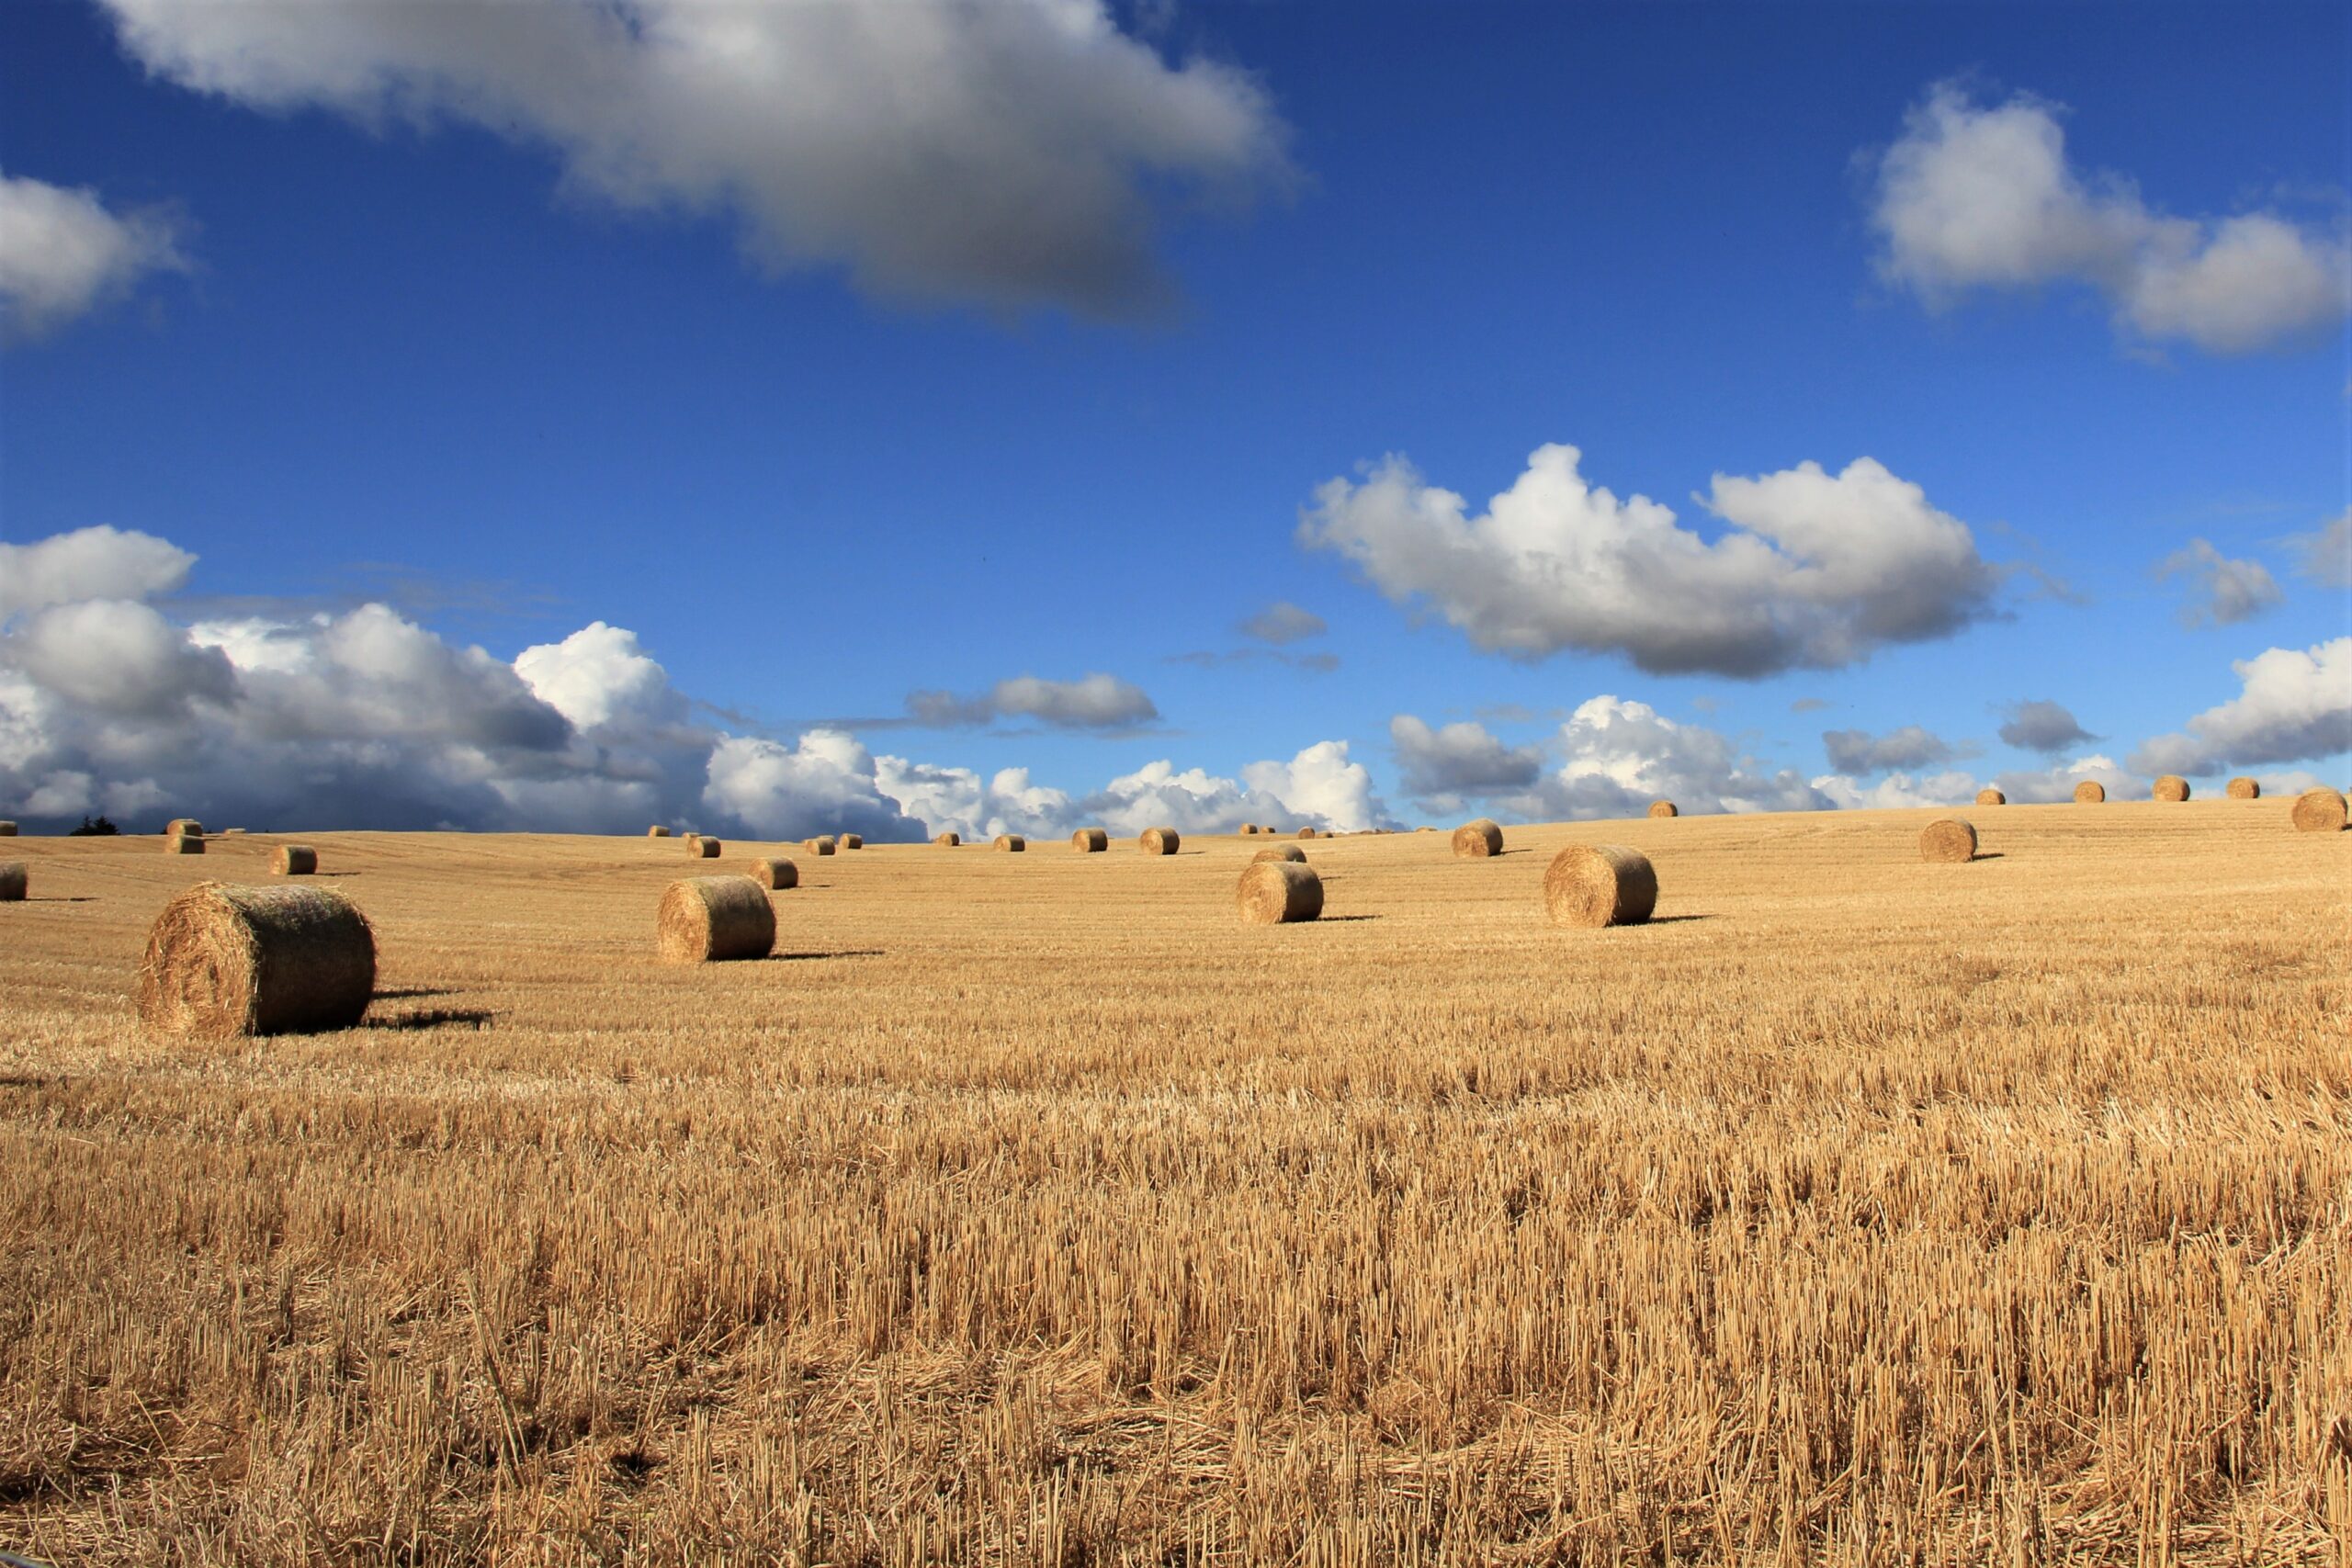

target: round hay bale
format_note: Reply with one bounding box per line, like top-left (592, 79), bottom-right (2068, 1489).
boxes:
top-left (1072, 828), bottom-right (1109, 852)
top-left (2290, 787), bottom-right (2347, 833)
top-left (166, 830), bottom-right (206, 855)
top-left (1252, 843), bottom-right (1306, 863)
top-left (805, 836), bottom-right (836, 855)
top-left (1240, 823), bottom-right (1261, 835)
top-left (0, 820), bottom-right (17, 836)
top-left (2153, 775), bottom-right (2189, 803)
top-left (2226, 776), bottom-right (2259, 799)
top-left (1974, 788), bottom-right (2006, 807)
top-left (1919, 818), bottom-right (1977, 863)
top-left (165, 818), bottom-right (203, 838)
top-left (933, 831), bottom-right (961, 847)
top-left (994, 834), bottom-right (1025, 852)
top-left (655, 874), bottom-right (775, 964)
top-left (1451, 819), bottom-right (1502, 858)
top-left (1237, 860), bottom-right (1322, 925)
top-left (1295, 827), bottom-right (1318, 840)
top-left (0, 862), bottom-right (24, 901)
top-left (750, 857), bottom-right (797, 890)
top-left (138, 882), bottom-right (376, 1038)
top-left (1140, 827), bottom-right (1180, 855)
top-left (273, 844), bottom-right (318, 875)
top-left (1647, 801), bottom-right (1678, 819)
top-left (647, 825), bottom-right (672, 837)
top-left (691, 836), bottom-right (721, 858)
top-left (2073, 781), bottom-right (2106, 804)
top-left (1543, 843), bottom-right (1657, 929)
top-left (840, 833), bottom-right (864, 851)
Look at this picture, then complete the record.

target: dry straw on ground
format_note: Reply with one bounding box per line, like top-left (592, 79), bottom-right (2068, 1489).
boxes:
top-left (2154, 775), bottom-right (2190, 802)
top-left (1975, 788), bottom-right (2006, 806)
top-left (2228, 777), bottom-right (2260, 799)
top-left (1251, 844), bottom-right (1306, 864)
top-left (690, 837), bottom-right (720, 858)
top-left (1236, 859), bottom-right (1322, 924)
top-left (647, 825), bottom-right (671, 837)
top-left (933, 832), bottom-right (961, 847)
top-left (841, 834), bottom-right (864, 851)
top-left (2291, 786), bottom-right (2347, 832)
top-left (2075, 781), bottom-right (2107, 803)
top-left (0, 862), bottom-right (23, 901)
top-left (1140, 828), bottom-right (1180, 855)
top-left (1920, 818), bottom-right (1978, 863)
top-left (805, 837), bottom-right (836, 855)
top-left (272, 845), bottom-right (317, 876)
top-left (136, 881), bottom-right (376, 1038)
top-left (1452, 818), bottom-right (1503, 858)
top-left (1544, 842), bottom-right (1658, 928)
top-left (654, 874), bottom-right (775, 964)
top-left (749, 858), bottom-right (797, 890)
top-left (164, 830), bottom-right (204, 855)
top-left (993, 834), bottom-right (1025, 852)
top-left (1072, 829), bottom-right (1108, 853)
top-left (1648, 801), bottom-right (1679, 818)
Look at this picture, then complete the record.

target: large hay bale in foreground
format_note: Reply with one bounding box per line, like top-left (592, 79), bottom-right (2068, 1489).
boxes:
top-left (2226, 777), bottom-right (2259, 799)
top-left (1452, 818), bottom-right (1502, 858)
top-left (1648, 801), bottom-right (1678, 819)
top-left (2074, 781), bottom-right (2106, 804)
top-left (2153, 775), bottom-right (2189, 802)
top-left (691, 836), bottom-right (721, 858)
top-left (840, 834), bottom-right (864, 851)
top-left (273, 844), bottom-right (317, 875)
top-left (0, 862), bottom-right (24, 901)
top-left (2291, 787), bottom-right (2347, 833)
top-left (805, 836), bottom-right (836, 855)
top-left (166, 830), bottom-right (205, 855)
top-left (139, 882), bottom-right (376, 1038)
top-left (1237, 860), bottom-right (1322, 925)
top-left (1140, 827), bottom-right (1180, 855)
top-left (655, 874), bottom-right (775, 964)
top-left (994, 834), bottom-right (1025, 852)
top-left (750, 857), bottom-right (797, 890)
top-left (647, 825), bottom-right (672, 837)
top-left (1974, 788), bottom-right (2006, 807)
top-left (1253, 843), bottom-right (1306, 863)
top-left (1072, 828), bottom-right (1108, 852)
top-left (933, 831), bottom-right (961, 847)
top-left (1919, 818), bottom-right (1977, 863)
top-left (1544, 844), bottom-right (1657, 928)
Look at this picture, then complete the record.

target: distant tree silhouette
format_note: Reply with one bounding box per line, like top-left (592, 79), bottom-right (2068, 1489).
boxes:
top-left (68, 815), bottom-right (120, 836)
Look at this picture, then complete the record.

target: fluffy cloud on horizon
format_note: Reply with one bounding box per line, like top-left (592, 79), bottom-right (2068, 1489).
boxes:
top-left (0, 171), bottom-right (188, 339)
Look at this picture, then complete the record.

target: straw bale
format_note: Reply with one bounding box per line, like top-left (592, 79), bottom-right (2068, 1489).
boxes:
top-left (1452, 818), bottom-right (1502, 858)
top-left (933, 832), bottom-right (961, 846)
top-left (2153, 775), bottom-right (2189, 802)
top-left (2074, 781), bottom-right (2106, 804)
top-left (691, 836), bottom-right (721, 857)
top-left (1140, 827), bottom-right (1181, 855)
top-left (994, 834), bottom-right (1025, 852)
top-left (138, 882), bottom-right (376, 1038)
top-left (655, 874), bottom-right (775, 964)
top-left (1237, 860), bottom-right (1322, 925)
top-left (750, 858), bottom-right (798, 889)
top-left (273, 844), bottom-right (318, 875)
top-left (1543, 843), bottom-right (1657, 928)
top-left (1072, 828), bottom-right (1109, 852)
top-left (1974, 788), bottom-right (2006, 806)
top-left (1648, 801), bottom-right (1678, 818)
top-left (1919, 818), bottom-right (1977, 863)
top-left (0, 862), bottom-right (23, 901)
top-left (1252, 844), bottom-right (1306, 863)
top-left (166, 830), bottom-right (205, 855)
top-left (2226, 777), bottom-right (2259, 799)
top-left (2291, 787), bottom-right (2347, 833)
top-left (805, 837), bottom-right (836, 855)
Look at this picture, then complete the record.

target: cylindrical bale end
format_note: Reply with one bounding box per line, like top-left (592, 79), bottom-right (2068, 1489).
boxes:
top-left (2073, 781), bottom-right (2106, 804)
top-left (1072, 828), bottom-right (1108, 852)
top-left (273, 844), bottom-right (318, 875)
top-left (139, 882), bottom-right (376, 1037)
top-left (165, 818), bottom-right (203, 838)
top-left (1451, 819), bottom-right (1503, 858)
top-left (1919, 818), bottom-right (1977, 863)
top-left (933, 832), bottom-right (961, 847)
top-left (0, 862), bottom-right (25, 900)
top-left (750, 857), bottom-right (798, 890)
top-left (2290, 787), bottom-right (2347, 833)
top-left (1544, 843), bottom-right (1658, 929)
top-left (993, 834), bottom-right (1025, 852)
top-left (1252, 843), bottom-right (1306, 863)
top-left (2153, 775), bottom-right (2190, 802)
top-left (691, 836), bottom-right (721, 857)
top-left (840, 833), bottom-right (864, 850)
top-left (166, 831), bottom-right (206, 854)
top-left (2226, 777), bottom-right (2259, 799)
top-left (1647, 801), bottom-right (1679, 818)
top-left (1140, 827), bottom-right (1180, 855)
top-left (1237, 860), bottom-right (1322, 925)
top-left (1974, 788), bottom-right (2006, 807)
top-left (655, 874), bottom-right (775, 964)
top-left (647, 825), bottom-right (672, 837)
top-left (805, 837), bottom-right (836, 855)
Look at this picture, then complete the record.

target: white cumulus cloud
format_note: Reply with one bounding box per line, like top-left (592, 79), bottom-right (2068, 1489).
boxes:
top-left (1871, 82), bottom-right (2349, 355)
top-left (0, 172), bottom-right (187, 339)
top-left (0, 525), bottom-right (196, 618)
top-left (2129, 637), bottom-right (2352, 774)
top-left (1389, 715), bottom-right (1544, 807)
top-left (1299, 444), bottom-right (1998, 677)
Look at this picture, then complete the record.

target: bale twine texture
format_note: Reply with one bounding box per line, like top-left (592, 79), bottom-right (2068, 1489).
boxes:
top-left (2227, 777), bottom-right (2259, 799)
top-left (1919, 818), bottom-right (1978, 863)
top-left (1140, 828), bottom-right (1181, 855)
top-left (2074, 781), bottom-right (2106, 804)
top-left (1072, 828), bottom-right (1109, 852)
top-left (806, 837), bottom-right (836, 855)
top-left (1237, 860), bottom-right (1323, 925)
top-left (2154, 775), bottom-right (2190, 802)
top-left (0, 862), bottom-right (24, 901)
top-left (1648, 801), bottom-right (1678, 818)
top-left (655, 874), bottom-right (775, 964)
top-left (933, 832), bottom-right (961, 847)
top-left (841, 834), bottom-right (864, 850)
top-left (691, 836), bottom-right (721, 858)
top-left (647, 825), bottom-right (672, 837)
top-left (166, 830), bottom-right (205, 855)
top-left (994, 834), bottom-right (1025, 852)
top-left (1252, 843), bottom-right (1306, 863)
top-left (1975, 788), bottom-right (2006, 806)
top-left (139, 881), bottom-right (376, 1038)
top-left (2291, 787), bottom-right (2347, 833)
top-left (750, 858), bottom-right (798, 890)
top-left (273, 845), bottom-right (318, 875)
top-left (1544, 844), bottom-right (1657, 929)
top-left (1452, 819), bottom-right (1503, 858)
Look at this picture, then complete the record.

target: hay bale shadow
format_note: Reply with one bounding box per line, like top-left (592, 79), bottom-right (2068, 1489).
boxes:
top-left (375, 1007), bottom-right (493, 1032)
top-left (770, 949), bottom-right (888, 962)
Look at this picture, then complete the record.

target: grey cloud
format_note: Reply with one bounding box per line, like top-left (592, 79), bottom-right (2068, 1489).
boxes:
top-left (2159, 539), bottom-right (2282, 627)
top-left (1389, 715), bottom-right (1544, 803)
top-left (1822, 724), bottom-right (1963, 775)
top-left (1997, 698), bottom-right (2097, 754)
top-left (0, 172), bottom-right (187, 340)
top-left (2290, 509), bottom-right (2351, 589)
top-left (904, 672), bottom-right (1159, 731)
top-left (1238, 601), bottom-right (1326, 645)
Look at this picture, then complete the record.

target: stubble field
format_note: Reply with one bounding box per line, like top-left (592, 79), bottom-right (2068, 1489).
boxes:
top-left (2, 802), bottom-right (2346, 1565)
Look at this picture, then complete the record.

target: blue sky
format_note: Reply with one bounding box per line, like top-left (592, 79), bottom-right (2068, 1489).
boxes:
top-left (2, 0), bottom-right (2346, 837)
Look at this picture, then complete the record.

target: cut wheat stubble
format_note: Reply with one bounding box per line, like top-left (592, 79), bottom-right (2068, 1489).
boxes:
top-left (1543, 843), bottom-right (1657, 928)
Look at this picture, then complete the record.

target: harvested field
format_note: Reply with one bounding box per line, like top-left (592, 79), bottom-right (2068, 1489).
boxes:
top-left (1, 804), bottom-right (2346, 1564)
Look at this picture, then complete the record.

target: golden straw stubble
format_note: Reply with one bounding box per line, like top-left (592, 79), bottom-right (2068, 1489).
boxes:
top-left (1543, 843), bottom-right (1657, 928)
top-left (0, 861), bottom-right (24, 901)
top-left (273, 845), bottom-right (317, 875)
top-left (2226, 776), bottom-right (2259, 799)
top-left (655, 874), bottom-right (775, 964)
top-left (1236, 860), bottom-right (1322, 924)
top-left (1072, 828), bottom-right (1108, 852)
top-left (139, 881), bottom-right (377, 1038)
top-left (1451, 819), bottom-right (1502, 858)
top-left (2153, 774), bottom-right (2190, 802)
top-left (1140, 828), bottom-right (1180, 855)
top-left (1919, 818), bottom-right (1978, 863)
top-left (1974, 788), bottom-right (2006, 806)
top-left (2290, 786), bottom-right (2346, 833)
top-left (1252, 844), bottom-right (1306, 864)
top-left (749, 858), bottom-right (797, 890)
top-left (2074, 781), bottom-right (2106, 804)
